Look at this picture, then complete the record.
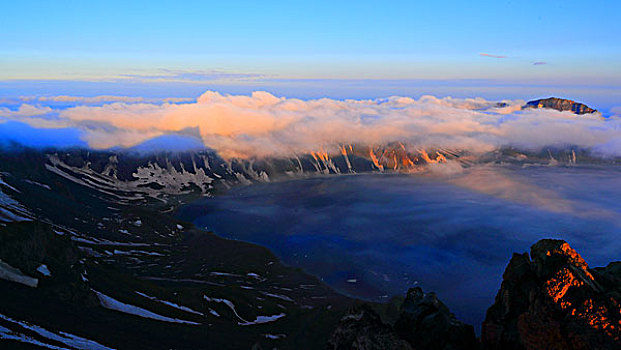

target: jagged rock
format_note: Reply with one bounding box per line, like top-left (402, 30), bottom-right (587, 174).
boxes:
top-left (482, 239), bottom-right (621, 350)
top-left (327, 304), bottom-right (413, 350)
top-left (523, 97), bottom-right (597, 115)
top-left (327, 288), bottom-right (477, 350)
top-left (394, 287), bottom-right (477, 350)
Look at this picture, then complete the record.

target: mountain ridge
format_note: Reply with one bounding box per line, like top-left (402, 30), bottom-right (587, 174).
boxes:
top-left (523, 97), bottom-right (598, 115)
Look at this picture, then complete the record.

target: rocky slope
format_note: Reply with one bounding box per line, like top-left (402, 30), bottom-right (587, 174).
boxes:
top-left (482, 239), bottom-right (620, 350)
top-left (328, 239), bottom-right (620, 350)
top-left (22, 142), bottom-right (611, 211)
top-left (32, 144), bottom-right (459, 206)
top-left (394, 288), bottom-right (477, 350)
top-left (0, 150), bottom-right (357, 349)
top-left (328, 287), bottom-right (477, 350)
top-left (327, 304), bottom-right (413, 350)
top-left (1, 145), bottom-right (620, 349)
top-left (523, 97), bottom-right (598, 115)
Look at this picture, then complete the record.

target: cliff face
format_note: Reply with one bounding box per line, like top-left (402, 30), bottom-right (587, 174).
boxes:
top-left (523, 97), bottom-right (598, 115)
top-left (482, 239), bottom-right (621, 350)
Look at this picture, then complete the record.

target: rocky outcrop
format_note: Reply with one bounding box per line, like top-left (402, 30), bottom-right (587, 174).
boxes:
top-left (523, 97), bottom-right (598, 115)
top-left (394, 287), bottom-right (477, 350)
top-left (482, 239), bottom-right (621, 350)
top-left (331, 240), bottom-right (620, 350)
top-left (327, 288), bottom-right (476, 350)
top-left (327, 304), bottom-right (413, 350)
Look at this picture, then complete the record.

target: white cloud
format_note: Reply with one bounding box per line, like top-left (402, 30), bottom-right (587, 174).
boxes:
top-left (19, 95), bottom-right (195, 105)
top-left (2, 91), bottom-right (620, 158)
top-left (0, 104), bottom-right (52, 118)
top-left (38, 95), bottom-right (145, 103)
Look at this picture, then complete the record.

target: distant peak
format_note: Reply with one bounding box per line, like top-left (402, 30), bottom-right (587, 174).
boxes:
top-left (523, 97), bottom-right (598, 115)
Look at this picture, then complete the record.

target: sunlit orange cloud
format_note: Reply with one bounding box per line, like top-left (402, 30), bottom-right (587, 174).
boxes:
top-left (2, 91), bottom-right (620, 159)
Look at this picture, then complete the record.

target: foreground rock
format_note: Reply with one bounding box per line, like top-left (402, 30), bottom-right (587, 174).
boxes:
top-left (482, 239), bottom-right (621, 350)
top-left (330, 239), bottom-right (620, 350)
top-left (523, 97), bottom-right (598, 115)
top-left (327, 304), bottom-right (413, 350)
top-left (394, 287), bottom-right (477, 350)
top-left (327, 288), bottom-right (476, 350)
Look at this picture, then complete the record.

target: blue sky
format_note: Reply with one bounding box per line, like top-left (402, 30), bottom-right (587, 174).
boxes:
top-left (1, 0), bottom-right (620, 114)
top-left (0, 1), bottom-right (620, 154)
top-left (2, 1), bottom-right (619, 81)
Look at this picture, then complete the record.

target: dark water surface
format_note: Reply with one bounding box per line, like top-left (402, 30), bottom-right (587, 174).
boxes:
top-left (177, 165), bottom-right (621, 328)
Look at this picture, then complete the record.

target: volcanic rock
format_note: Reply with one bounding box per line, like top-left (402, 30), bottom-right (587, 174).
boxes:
top-left (394, 287), bottom-right (477, 350)
top-left (327, 304), bottom-right (413, 350)
top-left (327, 287), bottom-right (477, 350)
top-left (523, 97), bottom-right (597, 115)
top-left (482, 239), bottom-right (621, 350)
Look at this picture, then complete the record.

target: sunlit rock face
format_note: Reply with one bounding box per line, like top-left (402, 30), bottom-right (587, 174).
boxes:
top-left (482, 239), bottom-right (621, 350)
top-left (523, 97), bottom-right (598, 115)
top-left (36, 145), bottom-right (456, 202)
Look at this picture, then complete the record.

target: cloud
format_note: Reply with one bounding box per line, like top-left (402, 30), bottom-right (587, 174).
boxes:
top-left (38, 95), bottom-right (146, 103)
top-left (0, 104), bottom-right (53, 118)
top-left (120, 69), bottom-right (270, 83)
top-left (1, 91), bottom-right (620, 159)
top-left (448, 166), bottom-right (620, 221)
top-left (532, 61), bottom-right (548, 65)
top-left (479, 53), bottom-right (507, 59)
top-left (19, 95), bottom-right (194, 105)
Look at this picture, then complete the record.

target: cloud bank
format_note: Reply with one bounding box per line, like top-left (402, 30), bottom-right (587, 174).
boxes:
top-left (1, 91), bottom-right (620, 158)
top-left (120, 69), bottom-right (270, 83)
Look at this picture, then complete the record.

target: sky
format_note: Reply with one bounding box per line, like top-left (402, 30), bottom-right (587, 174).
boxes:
top-left (1, 1), bottom-right (620, 154)
top-left (1, 1), bottom-right (620, 83)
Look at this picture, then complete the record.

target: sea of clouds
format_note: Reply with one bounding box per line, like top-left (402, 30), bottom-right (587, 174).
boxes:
top-left (1, 91), bottom-right (620, 158)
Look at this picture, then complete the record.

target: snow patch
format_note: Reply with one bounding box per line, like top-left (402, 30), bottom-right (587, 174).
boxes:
top-left (208, 308), bottom-right (220, 317)
top-left (0, 175), bottom-right (20, 193)
top-left (209, 271), bottom-right (241, 277)
top-left (113, 249), bottom-right (165, 256)
top-left (23, 180), bottom-right (52, 190)
top-left (0, 325), bottom-right (69, 350)
top-left (36, 264), bottom-right (52, 277)
top-left (0, 181), bottom-right (33, 222)
top-left (238, 313), bottom-right (286, 326)
top-left (263, 333), bottom-right (287, 340)
top-left (0, 259), bottom-right (38, 287)
top-left (0, 313), bottom-right (114, 350)
top-left (261, 292), bottom-right (294, 302)
top-left (93, 290), bottom-right (200, 325)
top-left (135, 291), bottom-right (204, 316)
top-left (203, 295), bottom-right (248, 323)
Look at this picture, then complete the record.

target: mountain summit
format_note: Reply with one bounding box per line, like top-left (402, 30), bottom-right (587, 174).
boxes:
top-left (523, 97), bottom-right (598, 115)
